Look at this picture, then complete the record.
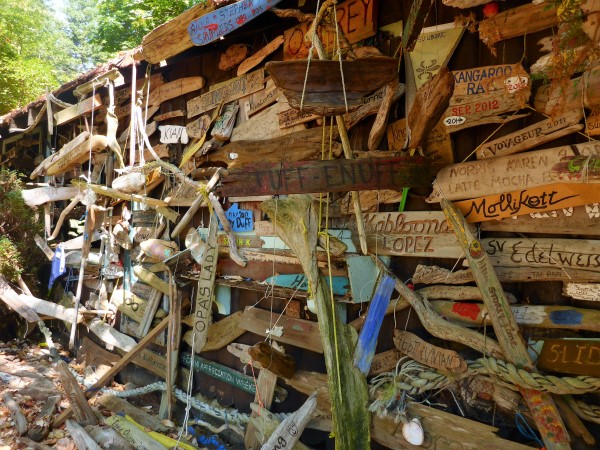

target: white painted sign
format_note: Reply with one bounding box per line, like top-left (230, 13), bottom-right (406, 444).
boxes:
top-left (158, 125), bottom-right (189, 144)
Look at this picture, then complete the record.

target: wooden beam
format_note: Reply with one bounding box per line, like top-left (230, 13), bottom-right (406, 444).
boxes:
top-left (442, 198), bottom-right (569, 449)
top-left (0, 275), bottom-right (40, 322)
top-left (54, 94), bottom-right (103, 126)
top-left (217, 156), bottom-right (435, 197)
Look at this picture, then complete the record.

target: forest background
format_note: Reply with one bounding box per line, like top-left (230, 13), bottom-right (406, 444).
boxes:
top-left (0, 0), bottom-right (195, 115)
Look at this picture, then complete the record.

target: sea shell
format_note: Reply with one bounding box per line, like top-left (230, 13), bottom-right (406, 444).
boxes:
top-left (402, 418), bottom-right (424, 446)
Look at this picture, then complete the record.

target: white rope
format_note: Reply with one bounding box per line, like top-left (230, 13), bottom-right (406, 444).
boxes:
top-left (300, 0), bottom-right (322, 111)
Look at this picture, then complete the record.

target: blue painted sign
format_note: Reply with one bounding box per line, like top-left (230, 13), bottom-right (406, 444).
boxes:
top-left (188, 0), bottom-right (283, 46)
top-left (264, 274), bottom-right (349, 296)
top-left (219, 203), bottom-right (254, 232)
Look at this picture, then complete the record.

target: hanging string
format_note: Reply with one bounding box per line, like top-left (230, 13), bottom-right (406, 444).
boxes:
top-left (300, 0), bottom-right (322, 111)
top-left (332, 5), bottom-right (349, 113)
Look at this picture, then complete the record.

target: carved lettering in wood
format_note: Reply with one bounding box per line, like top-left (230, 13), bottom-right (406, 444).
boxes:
top-left (538, 339), bottom-right (600, 376)
top-left (393, 330), bottom-right (467, 373)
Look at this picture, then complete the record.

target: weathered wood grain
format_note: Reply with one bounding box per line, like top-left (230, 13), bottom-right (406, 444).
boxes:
top-left (238, 35), bottom-right (284, 76)
top-left (538, 339), bottom-right (600, 377)
top-left (217, 156), bottom-right (436, 197)
top-left (393, 330), bottom-right (467, 373)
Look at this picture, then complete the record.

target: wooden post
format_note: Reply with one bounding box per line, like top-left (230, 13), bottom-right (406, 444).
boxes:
top-left (262, 195), bottom-right (370, 449)
top-left (244, 368), bottom-right (278, 449)
top-left (441, 198), bottom-right (570, 450)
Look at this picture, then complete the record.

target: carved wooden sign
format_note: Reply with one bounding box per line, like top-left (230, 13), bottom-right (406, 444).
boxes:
top-left (454, 183), bottom-right (600, 223)
top-left (359, 211), bottom-right (466, 258)
top-left (481, 203), bottom-right (600, 235)
top-left (563, 283), bottom-right (600, 301)
top-left (187, 69), bottom-right (264, 117)
top-left (193, 217), bottom-right (219, 350)
top-left (429, 142), bottom-right (600, 202)
top-left (452, 64), bottom-right (528, 96)
top-left (243, 81), bottom-right (279, 117)
top-left (393, 330), bottom-right (467, 373)
top-left (476, 111), bottom-right (582, 159)
top-left (188, 0), bottom-right (283, 46)
top-left (469, 238), bottom-right (600, 274)
top-left (158, 125), bottom-right (189, 144)
top-left (538, 339), bottom-right (600, 376)
top-left (345, 84), bottom-right (405, 130)
top-left (387, 118), bottom-right (453, 165)
top-left (219, 43), bottom-right (248, 71)
top-left (283, 0), bottom-right (377, 60)
top-left (278, 107), bottom-right (319, 128)
top-left (217, 156), bottom-right (436, 197)
top-left (186, 114), bottom-right (211, 138)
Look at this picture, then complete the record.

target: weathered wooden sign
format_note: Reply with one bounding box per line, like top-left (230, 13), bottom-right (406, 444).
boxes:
top-left (452, 64), bottom-right (528, 96)
top-left (243, 80), bottom-right (279, 117)
top-left (403, 0), bottom-right (435, 51)
top-left (211, 102), bottom-right (239, 140)
top-left (393, 330), bottom-right (467, 373)
top-left (476, 110), bottom-right (583, 159)
top-left (467, 238), bottom-right (600, 274)
top-left (264, 274), bottom-right (349, 296)
top-left (219, 43), bottom-right (248, 71)
top-left (238, 35), bottom-right (284, 76)
top-left (278, 107), bottom-right (319, 128)
top-left (221, 203), bottom-right (253, 232)
top-left (586, 106), bottom-right (600, 136)
top-left (186, 114), bottom-right (211, 139)
top-left (187, 69), bottom-right (264, 117)
top-left (54, 94), bottom-right (103, 126)
top-left (217, 156), bottom-right (435, 197)
top-left (429, 142), bottom-right (600, 202)
top-left (158, 125), bottom-right (189, 144)
top-left (283, 0), bottom-right (377, 60)
top-left (563, 283), bottom-right (600, 301)
top-left (260, 392), bottom-right (317, 450)
top-left (193, 217), bottom-right (218, 350)
top-left (454, 183), bottom-right (600, 223)
top-left (188, 0), bottom-right (282, 46)
top-left (240, 306), bottom-right (323, 353)
top-left (345, 84), bottom-right (405, 130)
top-left (387, 118), bottom-right (454, 165)
top-left (538, 339), bottom-right (600, 376)
top-left (179, 352), bottom-right (255, 395)
top-left (552, 155), bottom-right (600, 182)
top-left (147, 76), bottom-right (205, 108)
top-left (481, 203), bottom-right (600, 235)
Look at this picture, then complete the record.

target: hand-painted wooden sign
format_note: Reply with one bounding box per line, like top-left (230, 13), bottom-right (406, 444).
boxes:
top-left (243, 80), bottom-right (279, 117)
top-left (429, 301), bottom-right (600, 333)
top-left (158, 125), bottom-right (189, 144)
top-left (454, 183), bottom-right (600, 223)
top-left (283, 0), bottom-right (377, 60)
top-left (219, 43), bottom-right (248, 71)
top-left (193, 217), bottom-right (218, 350)
top-left (180, 352), bottom-right (256, 395)
top-left (188, 0), bottom-right (282, 46)
top-left (217, 156), bottom-right (436, 197)
top-left (470, 237), bottom-right (600, 273)
top-left (538, 339), bottom-right (600, 376)
top-left (186, 114), bottom-right (211, 139)
top-left (220, 203), bottom-right (253, 232)
top-left (563, 283), bottom-right (600, 302)
top-left (586, 106), bottom-right (600, 136)
top-left (393, 330), bottom-right (467, 373)
top-left (452, 64), bottom-right (528, 96)
top-left (211, 102), bottom-right (239, 141)
top-left (278, 107), bottom-right (319, 128)
top-left (551, 155), bottom-right (600, 182)
top-left (428, 142), bottom-right (600, 202)
top-left (260, 392), bottom-right (317, 450)
top-left (481, 203), bottom-right (600, 235)
top-left (344, 83), bottom-right (405, 130)
top-left (476, 110), bottom-right (583, 159)
top-left (264, 274), bottom-right (349, 296)
top-left (187, 69), bottom-right (264, 117)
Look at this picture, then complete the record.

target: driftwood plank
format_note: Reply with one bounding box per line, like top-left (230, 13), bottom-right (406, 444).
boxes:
top-left (537, 339), bottom-right (600, 377)
top-left (245, 368), bottom-right (278, 449)
top-left (563, 283), bottom-right (600, 302)
top-left (429, 142), bottom-right (600, 202)
top-left (56, 360), bottom-right (98, 426)
top-left (393, 330), bottom-right (467, 373)
top-left (260, 392), bottom-right (317, 450)
top-left (97, 395), bottom-right (171, 433)
top-left (240, 306), bottom-right (323, 353)
top-left (182, 310), bottom-right (245, 352)
top-left (54, 94), bottom-right (102, 126)
top-left (0, 276), bottom-right (40, 322)
top-left (238, 35), bottom-right (284, 76)
top-left (481, 203), bottom-right (600, 235)
top-left (282, 0), bottom-right (377, 60)
top-left (138, 2), bottom-right (216, 63)
top-left (248, 342), bottom-right (296, 379)
top-left (454, 183), bottom-right (600, 223)
top-left (403, 0), bottom-right (435, 51)
top-left (217, 156), bottom-right (435, 197)
top-left (53, 316), bottom-right (170, 427)
top-left (442, 199), bottom-right (569, 449)
top-left (2, 392), bottom-right (28, 436)
top-left (429, 301), bottom-right (600, 333)
top-left (65, 420), bottom-right (102, 450)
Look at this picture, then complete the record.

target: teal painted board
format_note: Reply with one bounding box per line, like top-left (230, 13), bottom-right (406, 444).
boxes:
top-left (214, 284), bottom-right (231, 315)
top-left (264, 274), bottom-right (349, 296)
top-left (347, 255), bottom-right (390, 303)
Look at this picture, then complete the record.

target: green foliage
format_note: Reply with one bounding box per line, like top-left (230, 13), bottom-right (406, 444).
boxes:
top-left (0, 170), bottom-right (44, 281)
top-left (94, 0), bottom-right (195, 53)
top-left (0, 0), bottom-right (80, 114)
